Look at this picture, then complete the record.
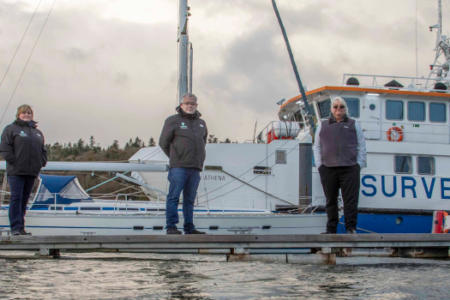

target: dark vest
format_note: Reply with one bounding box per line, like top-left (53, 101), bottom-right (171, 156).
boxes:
top-left (319, 117), bottom-right (357, 167)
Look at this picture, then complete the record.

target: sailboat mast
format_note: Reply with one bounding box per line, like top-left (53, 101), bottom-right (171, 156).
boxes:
top-left (271, 0), bottom-right (315, 131)
top-left (177, 0), bottom-right (190, 104)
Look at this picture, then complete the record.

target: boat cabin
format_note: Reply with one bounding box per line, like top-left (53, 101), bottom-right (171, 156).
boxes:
top-left (278, 75), bottom-right (450, 145)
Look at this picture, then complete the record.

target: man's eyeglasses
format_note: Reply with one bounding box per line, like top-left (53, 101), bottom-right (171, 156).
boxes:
top-left (20, 111), bottom-right (33, 115)
top-left (182, 102), bottom-right (197, 106)
top-left (333, 105), bottom-right (345, 109)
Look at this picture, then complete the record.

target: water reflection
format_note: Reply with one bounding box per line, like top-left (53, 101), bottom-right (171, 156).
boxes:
top-left (157, 260), bottom-right (212, 299)
top-left (0, 254), bottom-right (449, 299)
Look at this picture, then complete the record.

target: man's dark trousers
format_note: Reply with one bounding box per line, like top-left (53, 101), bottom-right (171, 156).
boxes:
top-left (8, 175), bottom-right (36, 233)
top-left (318, 165), bottom-right (360, 233)
top-left (166, 167), bottom-right (201, 233)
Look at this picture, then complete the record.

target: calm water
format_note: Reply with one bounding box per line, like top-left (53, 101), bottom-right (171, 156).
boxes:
top-left (0, 252), bottom-right (449, 299)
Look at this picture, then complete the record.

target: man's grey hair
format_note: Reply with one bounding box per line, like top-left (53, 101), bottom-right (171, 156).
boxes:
top-left (183, 93), bottom-right (197, 102)
top-left (330, 96), bottom-right (347, 111)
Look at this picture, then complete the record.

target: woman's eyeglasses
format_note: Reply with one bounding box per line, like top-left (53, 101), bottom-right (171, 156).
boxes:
top-left (333, 105), bottom-right (345, 109)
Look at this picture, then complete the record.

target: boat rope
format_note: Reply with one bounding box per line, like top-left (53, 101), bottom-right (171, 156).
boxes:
top-left (0, 0), bottom-right (43, 90)
top-left (88, 172), bottom-right (142, 192)
top-left (218, 168), bottom-right (292, 205)
top-left (0, 0), bottom-right (57, 126)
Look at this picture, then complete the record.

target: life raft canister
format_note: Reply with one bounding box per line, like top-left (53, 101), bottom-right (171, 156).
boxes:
top-left (432, 210), bottom-right (449, 233)
top-left (387, 126), bottom-right (403, 142)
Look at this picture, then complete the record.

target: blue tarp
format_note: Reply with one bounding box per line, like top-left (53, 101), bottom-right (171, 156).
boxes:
top-left (30, 174), bottom-right (92, 209)
top-left (40, 175), bottom-right (76, 193)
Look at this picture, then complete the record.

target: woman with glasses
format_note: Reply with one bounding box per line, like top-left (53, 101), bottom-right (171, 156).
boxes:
top-left (313, 97), bottom-right (366, 234)
top-left (0, 104), bottom-right (47, 235)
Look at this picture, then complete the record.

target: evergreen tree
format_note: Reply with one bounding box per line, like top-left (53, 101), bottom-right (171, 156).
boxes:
top-left (89, 136), bottom-right (95, 149)
top-left (132, 137), bottom-right (143, 148)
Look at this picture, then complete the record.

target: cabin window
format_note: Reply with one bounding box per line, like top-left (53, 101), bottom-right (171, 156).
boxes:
top-left (275, 150), bottom-right (287, 164)
top-left (429, 103), bottom-right (446, 122)
top-left (417, 156), bottom-right (435, 175)
top-left (408, 101), bottom-right (425, 121)
top-left (317, 99), bottom-right (331, 119)
top-left (344, 97), bottom-right (360, 118)
top-left (394, 155), bottom-right (412, 174)
top-left (386, 100), bottom-right (403, 120)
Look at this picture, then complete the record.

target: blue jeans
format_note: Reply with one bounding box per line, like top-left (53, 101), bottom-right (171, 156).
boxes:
top-left (8, 175), bottom-right (36, 232)
top-left (166, 168), bottom-right (201, 232)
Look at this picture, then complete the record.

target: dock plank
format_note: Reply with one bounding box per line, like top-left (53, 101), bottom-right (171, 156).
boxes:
top-left (1, 233), bottom-right (449, 249)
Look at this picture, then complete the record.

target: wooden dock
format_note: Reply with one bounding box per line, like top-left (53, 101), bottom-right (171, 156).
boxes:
top-left (1, 233), bottom-right (449, 264)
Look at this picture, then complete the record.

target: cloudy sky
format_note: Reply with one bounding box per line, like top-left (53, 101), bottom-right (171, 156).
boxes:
top-left (0, 0), bottom-right (445, 147)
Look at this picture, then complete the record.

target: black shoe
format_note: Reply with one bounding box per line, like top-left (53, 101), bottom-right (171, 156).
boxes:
top-left (347, 229), bottom-right (357, 234)
top-left (11, 231), bottom-right (20, 236)
top-left (20, 229), bottom-right (32, 236)
top-left (166, 228), bottom-right (182, 235)
top-left (185, 229), bottom-right (205, 234)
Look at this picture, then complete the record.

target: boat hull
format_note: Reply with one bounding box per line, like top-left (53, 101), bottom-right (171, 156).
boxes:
top-left (0, 212), bottom-right (326, 236)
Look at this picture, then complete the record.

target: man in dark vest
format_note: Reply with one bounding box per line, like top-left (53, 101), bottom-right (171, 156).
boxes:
top-left (159, 93), bottom-right (207, 234)
top-left (313, 96), bottom-right (366, 234)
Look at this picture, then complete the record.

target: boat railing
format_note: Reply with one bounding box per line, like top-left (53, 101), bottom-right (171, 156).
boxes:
top-left (342, 73), bottom-right (450, 93)
top-left (0, 191), bottom-right (166, 214)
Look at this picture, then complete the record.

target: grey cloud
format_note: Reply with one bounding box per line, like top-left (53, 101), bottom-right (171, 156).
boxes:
top-left (65, 47), bottom-right (89, 61)
top-left (197, 23), bottom-right (294, 115)
top-left (114, 72), bottom-right (129, 85)
top-left (0, 1), bottom-right (177, 146)
top-left (0, 0), bottom-right (443, 145)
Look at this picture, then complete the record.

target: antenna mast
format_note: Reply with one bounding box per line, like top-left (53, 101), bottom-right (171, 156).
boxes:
top-left (177, 0), bottom-right (191, 104)
top-left (428, 0), bottom-right (450, 88)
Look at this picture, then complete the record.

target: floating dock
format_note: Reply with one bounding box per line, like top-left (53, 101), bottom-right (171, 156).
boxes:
top-left (1, 233), bottom-right (449, 264)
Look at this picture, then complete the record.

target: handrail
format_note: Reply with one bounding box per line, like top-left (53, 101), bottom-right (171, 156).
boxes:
top-left (343, 73), bottom-right (450, 92)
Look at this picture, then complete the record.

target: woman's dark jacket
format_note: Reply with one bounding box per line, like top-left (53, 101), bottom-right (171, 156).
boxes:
top-left (159, 106), bottom-right (207, 171)
top-left (0, 119), bottom-right (47, 176)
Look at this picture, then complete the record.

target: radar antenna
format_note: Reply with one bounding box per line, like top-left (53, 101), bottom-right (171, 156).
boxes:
top-left (428, 0), bottom-right (450, 88)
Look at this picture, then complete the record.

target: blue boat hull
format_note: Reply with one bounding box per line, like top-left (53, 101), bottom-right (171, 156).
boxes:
top-left (337, 213), bottom-right (433, 234)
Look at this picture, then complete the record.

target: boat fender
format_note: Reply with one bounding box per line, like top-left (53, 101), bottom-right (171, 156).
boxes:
top-left (387, 126), bottom-right (403, 142)
top-left (432, 210), bottom-right (448, 233)
top-left (443, 212), bottom-right (449, 233)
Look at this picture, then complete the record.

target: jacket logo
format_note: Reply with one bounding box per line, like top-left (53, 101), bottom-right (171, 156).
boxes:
top-left (36, 133), bottom-right (41, 137)
top-left (19, 131), bottom-right (27, 137)
top-left (180, 122), bottom-right (188, 129)
top-left (344, 126), bottom-right (349, 128)
top-left (200, 124), bottom-right (204, 128)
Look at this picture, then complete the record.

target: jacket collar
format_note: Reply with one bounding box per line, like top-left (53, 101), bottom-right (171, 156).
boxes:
top-left (14, 119), bottom-right (37, 128)
top-left (176, 106), bottom-right (201, 120)
top-left (328, 114), bottom-right (348, 124)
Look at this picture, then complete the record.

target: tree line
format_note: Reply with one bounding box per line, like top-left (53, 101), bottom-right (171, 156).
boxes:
top-left (46, 136), bottom-right (155, 162)
top-left (46, 134), bottom-right (235, 161)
